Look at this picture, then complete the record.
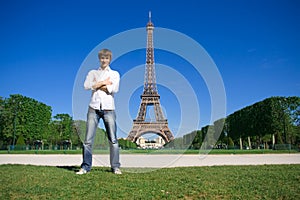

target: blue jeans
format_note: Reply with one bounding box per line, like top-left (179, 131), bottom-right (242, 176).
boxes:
top-left (81, 107), bottom-right (120, 172)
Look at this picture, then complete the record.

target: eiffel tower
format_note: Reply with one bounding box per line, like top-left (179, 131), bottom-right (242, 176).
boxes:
top-left (127, 12), bottom-right (174, 144)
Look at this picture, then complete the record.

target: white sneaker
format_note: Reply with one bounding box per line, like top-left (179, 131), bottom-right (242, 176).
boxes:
top-left (76, 168), bottom-right (87, 175)
top-left (113, 168), bottom-right (122, 174)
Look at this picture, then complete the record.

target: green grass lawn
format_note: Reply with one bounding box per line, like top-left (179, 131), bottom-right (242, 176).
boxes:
top-left (0, 164), bottom-right (299, 199)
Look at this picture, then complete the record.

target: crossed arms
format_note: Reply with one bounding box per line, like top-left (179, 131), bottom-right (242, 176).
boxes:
top-left (84, 70), bottom-right (120, 94)
top-left (92, 77), bottom-right (112, 93)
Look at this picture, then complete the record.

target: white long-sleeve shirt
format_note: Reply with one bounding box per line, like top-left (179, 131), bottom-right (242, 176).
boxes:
top-left (84, 66), bottom-right (120, 110)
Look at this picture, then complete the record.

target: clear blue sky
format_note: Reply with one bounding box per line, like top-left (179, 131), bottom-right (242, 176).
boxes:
top-left (1, 0), bottom-right (299, 138)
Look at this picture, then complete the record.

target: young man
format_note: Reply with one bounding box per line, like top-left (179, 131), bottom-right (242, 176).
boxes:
top-left (77, 49), bottom-right (121, 175)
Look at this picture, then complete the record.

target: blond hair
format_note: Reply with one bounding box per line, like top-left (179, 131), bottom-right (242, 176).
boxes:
top-left (98, 49), bottom-right (112, 61)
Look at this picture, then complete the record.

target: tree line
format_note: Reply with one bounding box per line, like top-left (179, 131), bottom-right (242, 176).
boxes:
top-left (1, 94), bottom-right (299, 151)
top-left (0, 94), bottom-right (137, 150)
top-left (167, 96), bottom-right (300, 150)
top-left (0, 94), bottom-right (82, 150)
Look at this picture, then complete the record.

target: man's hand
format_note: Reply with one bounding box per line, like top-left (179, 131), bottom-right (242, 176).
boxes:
top-left (102, 77), bottom-right (112, 86)
top-left (92, 77), bottom-right (112, 91)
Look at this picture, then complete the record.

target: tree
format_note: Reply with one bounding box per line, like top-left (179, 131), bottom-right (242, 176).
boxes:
top-left (226, 96), bottom-right (300, 148)
top-left (165, 137), bottom-right (184, 149)
top-left (201, 125), bottom-right (215, 149)
top-left (0, 94), bottom-right (52, 146)
top-left (118, 138), bottom-right (137, 149)
top-left (214, 118), bottom-right (226, 147)
top-left (73, 120), bottom-right (108, 150)
top-left (53, 114), bottom-right (73, 139)
top-left (191, 130), bottom-right (203, 149)
top-left (0, 97), bottom-right (5, 147)
top-left (183, 131), bottom-right (197, 149)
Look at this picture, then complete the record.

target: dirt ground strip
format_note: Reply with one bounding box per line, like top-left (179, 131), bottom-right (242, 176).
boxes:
top-left (0, 153), bottom-right (299, 168)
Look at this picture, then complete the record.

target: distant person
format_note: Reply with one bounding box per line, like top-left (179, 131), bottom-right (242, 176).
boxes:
top-left (76, 49), bottom-right (121, 175)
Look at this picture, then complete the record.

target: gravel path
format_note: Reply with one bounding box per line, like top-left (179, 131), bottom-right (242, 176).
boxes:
top-left (1, 154), bottom-right (299, 168)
